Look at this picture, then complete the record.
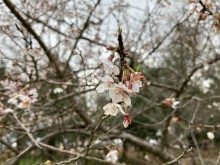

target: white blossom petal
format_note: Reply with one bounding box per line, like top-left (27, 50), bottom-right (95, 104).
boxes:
top-left (171, 101), bottom-right (180, 109)
top-left (109, 88), bottom-right (123, 103)
top-left (116, 104), bottom-right (125, 115)
top-left (118, 82), bottom-right (132, 93)
top-left (19, 73), bottom-right (30, 82)
top-left (18, 95), bottom-right (31, 102)
top-left (3, 108), bottom-right (13, 114)
top-left (100, 75), bottom-right (114, 83)
top-left (112, 65), bottom-right (120, 75)
top-left (103, 103), bottom-right (119, 116)
top-left (106, 150), bottom-right (119, 163)
top-left (8, 98), bottom-right (18, 105)
top-left (207, 132), bottom-right (215, 140)
top-left (29, 88), bottom-right (38, 96)
top-left (96, 83), bottom-right (110, 93)
top-left (103, 61), bottom-right (120, 75)
top-left (132, 80), bottom-right (142, 93)
top-left (53, 87), bottom-right (64, 94)
top-left (123, 93), bottom-right (131, 107)
top-left (17, 101), bottom-right (31, 109)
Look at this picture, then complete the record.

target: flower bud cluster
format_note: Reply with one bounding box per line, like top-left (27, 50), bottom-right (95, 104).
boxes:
top-left (96, 43), bottom-right (146, 128)
top-left (0, 79), bottom-right (38, 116)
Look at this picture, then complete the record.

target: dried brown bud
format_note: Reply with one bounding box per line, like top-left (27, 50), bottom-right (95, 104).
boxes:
top-left (205, 1), bottom-right (213, 8)
top-left (214, 14), bottom-right (220, 21)
top-left (172, 117), bottom-right (180, 123)
top-left (188, 0), bottom-right (195, 3)
top-left (162, 98), bottom-right (174, 107)
top-left (198, 13), bottom-right (208, 21)
top-left (106, 46), bottom-right (116, 51)
top-left (214, 22), bottom-right (220, 32)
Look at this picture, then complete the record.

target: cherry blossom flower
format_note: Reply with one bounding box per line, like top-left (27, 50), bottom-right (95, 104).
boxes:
top-left (28, 88), bottom-right (38, 103)
top-left (1, 79), bottom-right (20, 92)
top-left (207, 131), bottom-right (215, 140)
top-left (53, 87), bottom-right (64, 94)
top-left (17, 95), bottom-right (32, 109)
top-left (162, 98), bottom-right (180, 109)
top-left (127, 72), bottom-right (146, 93)
top-left (114, 139), bottom-right (123, 145)
top-left (123, 114), bottom-right (131, 128)
top-left (102, 55), bottom-right (120, 75)
top-left (130, 80), bottom-right (142, 93)
top-left (2, 108), bottom-right (13, 114)
top-left (171, 117), bottom-right (180, 123)
top-left (8, 88), bottom-right (38, 109)
top-left (109, 82), bottom-right (131, 107)
top-left (171, 100), bottom-right (180, 109)
top-left (105, 150), bottom-right (119, 163)
top-left (7, 97), bottom-right (18, 105)
top-left (0, 108), bottom-right (13, 116)
top-left (96, 75), bottom-right (114, 93)
top-left (162, 98), bottom-right (175, 107)
top-left (103, 103), bottom-right (125, 116)
top-left (19, 73), bottom-right (31, 82)
top-left (96, 34), bottom-right (146, 128)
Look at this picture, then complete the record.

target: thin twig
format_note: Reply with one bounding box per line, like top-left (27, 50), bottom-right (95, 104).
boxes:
top-left (85, 115), bottom-right (109, 156)
top-left (12, 112), bottom-right (41, 149)
top-left (163, 147), bottom-right (194, 165)
top-left (190, 101), bottom-right (205, 165)
top-left (55, 156), bottom-right (80, 165)
top-left (3, 0), bottom-right (62, 77)
top-left (215, 150), bottom-right (220, 165)
top-left (39, 142), bottom-right (123, 165)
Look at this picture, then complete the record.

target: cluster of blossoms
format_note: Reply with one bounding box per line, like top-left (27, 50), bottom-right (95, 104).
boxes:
top-left (189, 0), bottom-right (213, 20)
top-left (0, 101), bottom-right (13, 117)
top-left (7, 86), bottom-right (38, 109)
top-left (96, 43), bottom-right (146, 128)
top-left (0, 48), bottom-right (46, 116)
top-left (162, 97), bottom-right (180, 110)
top-left (0, 79), bottom-right (38, 115)
top-left (4, 48), bottom-right (48, 82)
top-left (171, 115), bottom-right (216, 141)
top-left (189, 0), bottom-right (220, 31)
top-left (104, 139), bottom-right (122, 163)
top-left (96, 30), bottom-right (146, 163)
top-left (105, 146), bottom-right (120, 163)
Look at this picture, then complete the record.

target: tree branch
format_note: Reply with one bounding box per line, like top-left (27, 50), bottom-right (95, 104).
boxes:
top-left (120, 132), bottom-right (181, 164)
top-left (3, 0), bottom-right (62, 77)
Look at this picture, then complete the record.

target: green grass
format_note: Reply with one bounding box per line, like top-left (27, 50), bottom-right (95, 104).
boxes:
top-left (19, 156), bottom-right (46, 165)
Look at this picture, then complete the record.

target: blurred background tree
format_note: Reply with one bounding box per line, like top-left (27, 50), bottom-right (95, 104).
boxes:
top-left (0, 0), bottom-right (220, 165)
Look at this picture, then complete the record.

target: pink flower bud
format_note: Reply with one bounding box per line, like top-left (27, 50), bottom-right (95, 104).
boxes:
top-left (162, 98), bottom-right (175, 107)
top-left (140, 76), bottom-right (146, 81)
top-left (130, 72), bottom-right (141, 81)
top-left (126, 81), bottom-right (132, 90)
top-left (123, 114), bottom-right (131, 128)
top-left (108, 54), bottom-right (114, 62)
